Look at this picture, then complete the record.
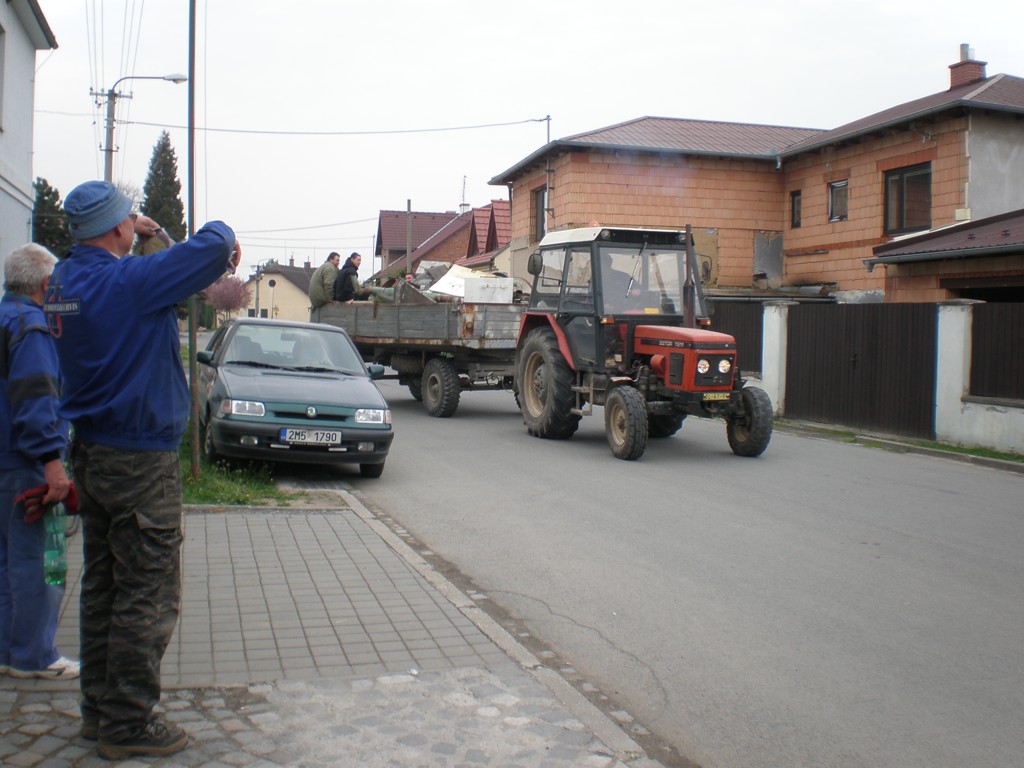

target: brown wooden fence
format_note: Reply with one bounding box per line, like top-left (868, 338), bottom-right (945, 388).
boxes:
top-left (970, 303), bottom-right (1024, 401)
top-left (784, 303), bottom-right (938, 438)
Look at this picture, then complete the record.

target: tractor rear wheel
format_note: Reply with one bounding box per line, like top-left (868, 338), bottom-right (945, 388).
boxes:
top-left (518, 328), bottom-right (580, 439)
top-left (422, 358), bottom-right (461, 417)
top-left (648, 413), bottom-right (685, 438)
top-left (605, 386), bottom-right (648, 460)
top-left (726, 386), bottom-right (773, 457)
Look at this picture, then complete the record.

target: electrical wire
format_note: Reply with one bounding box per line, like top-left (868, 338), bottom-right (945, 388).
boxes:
top-left (235, 218), bottom-right (377, 235)
top-left (125, 117), bottom-right (549, 136)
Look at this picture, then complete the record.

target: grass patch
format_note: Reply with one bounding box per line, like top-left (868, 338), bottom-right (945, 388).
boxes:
top-left (179, 429), bottom-right (300, 506)
top-left (904, 440), bottom-right (1024, 464)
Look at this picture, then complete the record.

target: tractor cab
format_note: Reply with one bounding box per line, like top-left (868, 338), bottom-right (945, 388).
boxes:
top-left (525, 226), bottom-right (709, 372)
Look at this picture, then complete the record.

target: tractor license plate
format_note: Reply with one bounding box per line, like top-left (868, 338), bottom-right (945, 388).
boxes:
top-left (280, 428), bottom-right (341, 445)
top-left (702, 392), bottom-right (731, 401)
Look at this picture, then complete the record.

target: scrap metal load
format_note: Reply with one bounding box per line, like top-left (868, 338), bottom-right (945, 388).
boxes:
top-left (312, 269), bottom-right (525, 417)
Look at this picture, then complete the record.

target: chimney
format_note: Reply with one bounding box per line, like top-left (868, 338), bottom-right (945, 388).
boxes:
top-left (949, 43), bottom-right (987, 89)
top-left (289, 257), bottom-right (295, 267)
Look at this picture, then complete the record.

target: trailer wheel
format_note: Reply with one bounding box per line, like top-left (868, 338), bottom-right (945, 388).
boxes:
top-left (605, 386), bottom-right (648, 460)
top-left (407, 377), bottom-right (423, 401)
top-left (726, 386), bottom-right (773, 457)
top-left (422, 358), bottom-right (461, 417)
top-left (518, 328), bottom-right (580, 439)
top-left (648, 413), bottom-right (685, 438)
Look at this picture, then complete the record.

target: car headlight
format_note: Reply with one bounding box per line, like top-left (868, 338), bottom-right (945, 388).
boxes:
top-left (355, 408), bottom-right (391, 425)
top-left (696, 358), bottom-right (710, 374)
top-left (220, 399), bottom-right (266, 417)
top-left (718, 359), bottom-right (732, 374)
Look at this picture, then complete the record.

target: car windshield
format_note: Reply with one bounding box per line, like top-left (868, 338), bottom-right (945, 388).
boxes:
top-left (223, 324), bottom-right (366, 375)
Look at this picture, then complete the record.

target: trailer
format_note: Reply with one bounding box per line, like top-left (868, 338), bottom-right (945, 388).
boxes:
top-left (312, 285), bottom-right (524, 417)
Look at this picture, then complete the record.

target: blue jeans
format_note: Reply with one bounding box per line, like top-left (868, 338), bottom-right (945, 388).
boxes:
top-left (0, 466), bottom-right (64, 671)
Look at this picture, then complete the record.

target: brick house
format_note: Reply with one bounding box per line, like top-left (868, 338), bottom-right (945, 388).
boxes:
top-left (489, 46), bottom-right (1024, 303)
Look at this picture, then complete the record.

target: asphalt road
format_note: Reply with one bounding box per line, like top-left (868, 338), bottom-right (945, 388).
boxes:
top-left (347, 381), bottom-right (1023, 768)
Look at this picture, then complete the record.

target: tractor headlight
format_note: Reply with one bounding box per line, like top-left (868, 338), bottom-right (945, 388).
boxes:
top-left (718, 359), bottom-right (732, 374)
top-left (697, 358), bottom-right (710, 374)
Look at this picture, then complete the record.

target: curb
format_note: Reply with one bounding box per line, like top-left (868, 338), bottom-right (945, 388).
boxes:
top-left (336, 488), bottom-right (651, 762)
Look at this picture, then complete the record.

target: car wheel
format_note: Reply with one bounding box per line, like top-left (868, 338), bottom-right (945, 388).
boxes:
top-left (726, 386), bottom-right (773, 457)
top-left (422, 358), bottom-right (460, 417)
top-left (360, 461), bottom-right (384, 478)
top-left (203, 415), bottom-right (220, 464)
top-left (604, 386), bottom-right (648, 460)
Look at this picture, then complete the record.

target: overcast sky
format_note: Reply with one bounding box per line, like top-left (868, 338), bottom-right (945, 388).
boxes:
top-left (31, 0), bottom-right (1024, 279)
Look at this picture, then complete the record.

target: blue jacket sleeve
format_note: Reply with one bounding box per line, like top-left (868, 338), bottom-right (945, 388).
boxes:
top-left (121, 221), bottom-right (236, 312)
top-left (8, 324), bottom-right (67, 463)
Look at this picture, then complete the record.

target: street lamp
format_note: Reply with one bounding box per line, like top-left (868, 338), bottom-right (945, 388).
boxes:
top-left (96, 73), bottom-right (188, 182)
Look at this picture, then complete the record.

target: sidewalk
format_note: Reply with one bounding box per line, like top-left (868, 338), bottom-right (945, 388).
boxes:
top-left (0, 485), bottom-right (662, 767)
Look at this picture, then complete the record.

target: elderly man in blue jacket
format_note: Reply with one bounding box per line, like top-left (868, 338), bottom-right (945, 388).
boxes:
top-left (0, 243), bottom-right (77, 681)
top-left (44, 181), bottom-right (240, 761)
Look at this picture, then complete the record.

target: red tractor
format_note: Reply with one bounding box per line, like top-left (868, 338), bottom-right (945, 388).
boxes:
top-left (514, 225), bottom-right (772, 460)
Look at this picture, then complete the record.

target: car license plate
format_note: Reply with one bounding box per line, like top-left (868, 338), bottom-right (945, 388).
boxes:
top-left (280, 428), bottom-right (341, 445)
top-left (702, 392), bottom-right (731, 401)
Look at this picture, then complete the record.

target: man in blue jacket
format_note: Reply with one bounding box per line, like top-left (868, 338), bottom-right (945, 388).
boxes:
top-left (0, 243), bottom-right (76, 680)
top-left (45, 181), bottom-right (240, 760)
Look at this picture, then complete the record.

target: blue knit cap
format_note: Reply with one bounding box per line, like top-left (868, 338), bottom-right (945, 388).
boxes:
top-left (65, 181), bottom-right (133, 241)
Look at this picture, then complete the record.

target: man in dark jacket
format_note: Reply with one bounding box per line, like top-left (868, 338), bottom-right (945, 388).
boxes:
top-left (333, 252), bottom-right (368, 303)
top-left (0, 243), bottom-right (76, 681)
top-left (44, 181), bottom-right (239, 760)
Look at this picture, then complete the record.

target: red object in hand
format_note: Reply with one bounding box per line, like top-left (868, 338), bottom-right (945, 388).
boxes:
top-left (15, 481), bottom-right (79, 522)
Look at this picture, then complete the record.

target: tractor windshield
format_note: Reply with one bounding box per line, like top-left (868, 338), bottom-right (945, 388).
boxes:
top-left (597, 244), bottom-right (692, 315)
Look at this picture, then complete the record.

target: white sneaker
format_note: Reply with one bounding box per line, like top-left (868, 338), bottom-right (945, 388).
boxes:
top-left (8, 656), bottom-right (80, 679)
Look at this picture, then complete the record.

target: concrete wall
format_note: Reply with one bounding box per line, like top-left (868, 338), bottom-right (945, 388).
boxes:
top-left (759, 299), bottom-right (1023, 454)
top-left (967, 112), bottom-right (1024, 220)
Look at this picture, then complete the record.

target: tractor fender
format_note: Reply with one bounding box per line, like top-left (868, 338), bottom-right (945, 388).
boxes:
top-left (516, 313), bottom-right (577, 370)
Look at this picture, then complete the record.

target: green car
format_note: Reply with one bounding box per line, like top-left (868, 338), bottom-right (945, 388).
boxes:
top-left (196, 318), bottom-right (394, 477)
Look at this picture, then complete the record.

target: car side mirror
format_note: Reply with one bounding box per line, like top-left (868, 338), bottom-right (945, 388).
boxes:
top-left (527, 251), bottom-right (543, 276)
top-left (196, 350), bottom-right (214, 366)
top-left (367, 364), bottom-right (385, 380)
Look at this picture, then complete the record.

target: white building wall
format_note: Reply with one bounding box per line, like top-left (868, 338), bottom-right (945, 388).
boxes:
top-left (0, 0), bottom-right (52, 266)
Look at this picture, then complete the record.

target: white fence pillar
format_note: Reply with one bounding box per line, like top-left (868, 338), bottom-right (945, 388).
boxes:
top-left (760, 301), bottom-right (795, 416)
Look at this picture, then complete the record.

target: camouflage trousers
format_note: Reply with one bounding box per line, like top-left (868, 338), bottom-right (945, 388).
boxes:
top-left (71, 441), bottom-right (182, 742)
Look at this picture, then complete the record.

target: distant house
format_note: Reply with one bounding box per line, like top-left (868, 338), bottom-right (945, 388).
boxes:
top-left (242, 260), bottom-right (316, 322)
top-left (0, 0), bottom-right (57, 263)
top-left (490, 45), bottom-right (1024, 302)
top-left (371, 201), bottom-right (511, 281)
top-left (374, 210), bottom-right (459, 276)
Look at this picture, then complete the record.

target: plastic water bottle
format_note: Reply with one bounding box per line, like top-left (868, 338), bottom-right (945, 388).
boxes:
top-left (43, 503), bottom-right (67, 586)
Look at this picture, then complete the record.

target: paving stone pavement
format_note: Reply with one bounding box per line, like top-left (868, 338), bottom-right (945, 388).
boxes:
top-left (0, 488), bottom-right (663, 767)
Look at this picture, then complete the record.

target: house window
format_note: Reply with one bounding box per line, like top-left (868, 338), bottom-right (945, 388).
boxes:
top-left (884, 163), bottom-right (931, 235)
top-left (533, 186), bottom-right (548, 241)
top-left (828, 180), bottom-right (848, 222)
top-left (790, 190), bottom-right (802, 229)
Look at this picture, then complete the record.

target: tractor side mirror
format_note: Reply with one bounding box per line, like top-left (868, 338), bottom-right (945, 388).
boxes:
top-left (527, 251), bottom-right (543, 276)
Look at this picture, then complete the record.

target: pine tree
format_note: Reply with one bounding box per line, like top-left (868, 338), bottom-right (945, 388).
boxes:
top-left (32, 178), bottom-right (72, 257)
top-left (141, 131), bottom-right (186, 243)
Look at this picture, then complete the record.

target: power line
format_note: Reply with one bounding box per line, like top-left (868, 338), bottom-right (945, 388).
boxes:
top-left (234, 217), bottom-right (377, 235)
top-left (125, 116), bottom-right (549, 136)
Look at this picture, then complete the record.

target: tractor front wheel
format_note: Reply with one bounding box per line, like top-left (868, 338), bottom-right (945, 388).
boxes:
top-left (726, 386), bottom-right (773, 457)
top-left (517, 328), bottom-right (580, 439)
top-left (422, 358), bottom-right (461, 417)
top-left (407, 377), bottom-right (423, 402)
top-left (605, 386), bottom-right (648, 460)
